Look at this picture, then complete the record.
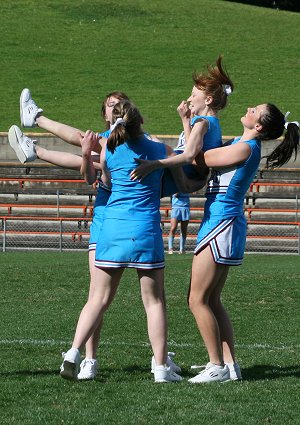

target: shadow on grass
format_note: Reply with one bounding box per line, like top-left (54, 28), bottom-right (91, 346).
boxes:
top-left (0, 365), bottom-right (151, 382)
top-left (1, 364), bottom-right (299, 382)
top-left (0, 369), bottom-right (59, 378)
top-left (242, 364), bottom-right (300, 381)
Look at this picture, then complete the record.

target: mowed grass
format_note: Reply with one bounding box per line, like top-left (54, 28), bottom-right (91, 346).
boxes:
top-left (1, 0), bottom-right (300, 135)
top-left (0, 252), bottom-right (299, 425)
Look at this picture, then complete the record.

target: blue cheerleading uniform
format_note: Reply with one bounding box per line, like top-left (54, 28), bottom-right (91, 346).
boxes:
top-left (95, 135), bottom-right (166, 269)
top-left (171, 192), bottom-right (191, 221)
top-left (194, 137), bottom-right (261, 265)
top-left (89, 130), bottom-right (163, 250)
top-left (88, 181), bottom-right (111, 251)
top-left (161, 115), bottom-right (222, 197)
top-left (190, 115), bottom-right (222, 152)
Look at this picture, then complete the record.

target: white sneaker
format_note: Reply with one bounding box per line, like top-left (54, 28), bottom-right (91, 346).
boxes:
top-left (20, 88), bottom-right (43, 128)
top-left (154, 365), bottom-right (183, 383)
top-left (188, 362), bottom-right (230, 383)
top-left (225, 362), bottom-right (242, 381)
top-left (60, 348), bottom-right (80, 381)
top-left (8, 125), bottom-right (37, 163)
top-left (77, 358), bottom-right (98, 380)
top-left (168, 249), bottom-right (173, 254)
top-left (151, 352), bottom-right (182, 374)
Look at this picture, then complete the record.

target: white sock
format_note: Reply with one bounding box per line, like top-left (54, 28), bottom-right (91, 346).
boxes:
top-left (65, 347), bottom-right (80, 362)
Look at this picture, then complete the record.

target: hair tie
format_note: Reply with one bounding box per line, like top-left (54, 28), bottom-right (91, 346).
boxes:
top-left (222, 84), bottom-right (232, 96)
top-left (284, 111), bottom-right (299, 130)
top-left (110, 117), bottom-right (126, 132)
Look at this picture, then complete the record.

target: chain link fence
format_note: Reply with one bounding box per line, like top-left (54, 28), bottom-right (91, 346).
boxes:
top-left (0, 193), bottom-right (299, 254)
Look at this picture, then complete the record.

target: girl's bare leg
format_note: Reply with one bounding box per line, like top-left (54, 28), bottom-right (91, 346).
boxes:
top-left (84, 250), bottom-right (103, 359)
top-left (169, 217), bottom-right (178, 237)
top-left (72, 267), bottom-right (123, 350)
top-left (188, 246), bottom-right (228, 365)
top-left (168, 217), bottom-right (178, 252)
top-left (35, 145), bottom-right (83, 170)
top-left (180, 220), bottom-right (189, 240)
top-left (179, 219), bottom-right (189, 252)
top-left (35, 145), bottom-right (101, 171)
top-left (36, 115), bottom-right (85, 147)
top-left (209, 268), bottom-right (235, 364)
top-left (138, 268), bottom-right (167, 366)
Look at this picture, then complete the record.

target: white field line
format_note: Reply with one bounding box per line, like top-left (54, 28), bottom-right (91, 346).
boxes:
top-left (0, 339), bottom-right (299, 351)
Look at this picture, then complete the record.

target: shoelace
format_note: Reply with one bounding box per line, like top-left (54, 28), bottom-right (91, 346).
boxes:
top-left (81, 359), bottom-right (97, 368)
top-left (190, 364), bottom-right (206, 370)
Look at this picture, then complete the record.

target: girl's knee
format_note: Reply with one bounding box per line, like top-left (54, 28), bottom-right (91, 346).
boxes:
top-left (188, 292), bottom-right (205, 313)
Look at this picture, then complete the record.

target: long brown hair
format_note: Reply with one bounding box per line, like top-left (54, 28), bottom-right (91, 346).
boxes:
top-left (107, 100), bottom-right (144, 153)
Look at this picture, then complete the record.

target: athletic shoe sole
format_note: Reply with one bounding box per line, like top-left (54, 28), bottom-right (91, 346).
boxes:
top-left (8, 125), bottom-right (27, 163)
top-left (155, 377), bottom-right (183, 383)
top-left (20, 88), bottom-right (27, 127)
top-left (60, 361), bottom-right (78, 381)
top-left (77, 375), bottom-right (96, 381)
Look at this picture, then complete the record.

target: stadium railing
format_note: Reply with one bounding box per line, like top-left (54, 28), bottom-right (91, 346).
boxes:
top-left (0, 163), bottom-right (299, 253)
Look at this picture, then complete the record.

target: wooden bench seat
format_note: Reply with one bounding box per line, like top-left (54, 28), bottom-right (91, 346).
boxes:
top-left (0, 204), bottom-right (94, 217)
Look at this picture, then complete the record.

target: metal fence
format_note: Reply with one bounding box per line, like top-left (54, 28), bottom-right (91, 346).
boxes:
top-left (0, 193), bottom-right (299, 254)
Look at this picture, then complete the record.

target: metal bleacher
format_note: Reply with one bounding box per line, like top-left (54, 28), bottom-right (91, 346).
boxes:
top-left (0, 161), bottom-right (96, 251)
top-left (0, 159), bottom-right (299, 254)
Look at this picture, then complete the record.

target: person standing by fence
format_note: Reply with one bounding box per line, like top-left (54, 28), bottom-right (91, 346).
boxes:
top-left (168, 191), bottom-right (190, 254)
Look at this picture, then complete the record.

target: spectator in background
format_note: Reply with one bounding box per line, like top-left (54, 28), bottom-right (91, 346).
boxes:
top-left (167, 131), bottom-right (191, 254)
top-left (168, 191), bottom-right (190, 254)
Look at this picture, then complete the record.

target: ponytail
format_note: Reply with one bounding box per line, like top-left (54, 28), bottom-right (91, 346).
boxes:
top-left (265, 123), bottom-right (299, 168)
top-left (259, 104), bottom-right (299, 168)
top-left (107, 100), bottom-right (143, 153)
top-left (107, 121), bottom-right (127, 153)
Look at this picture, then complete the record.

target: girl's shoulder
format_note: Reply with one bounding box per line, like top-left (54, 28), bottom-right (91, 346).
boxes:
top-left (191, 115), bottom-right (219, 126)
top-left (233, 137), bottom-right (260, 148)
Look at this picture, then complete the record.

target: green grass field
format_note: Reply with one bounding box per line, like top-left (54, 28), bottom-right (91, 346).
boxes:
top-left (0, 252), bottom-right (299, 425)
top-left (1, 0), bottom-right (299, 135)
top-left (1, 1), bottom-right (299, 423)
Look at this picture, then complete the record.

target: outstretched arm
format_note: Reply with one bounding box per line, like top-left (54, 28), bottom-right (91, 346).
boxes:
top-left (160, 145), bottom-right (208, 194)
top-left (130, 119), bottom-right (208, 181)
top-left (203, 142), bottom-right (251, 168)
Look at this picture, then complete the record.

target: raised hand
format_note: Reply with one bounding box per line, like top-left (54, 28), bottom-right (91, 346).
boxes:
top-left (81, 130), bottom-right (100, 156)
top-left (177, 100), bottom-right (191, 121)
